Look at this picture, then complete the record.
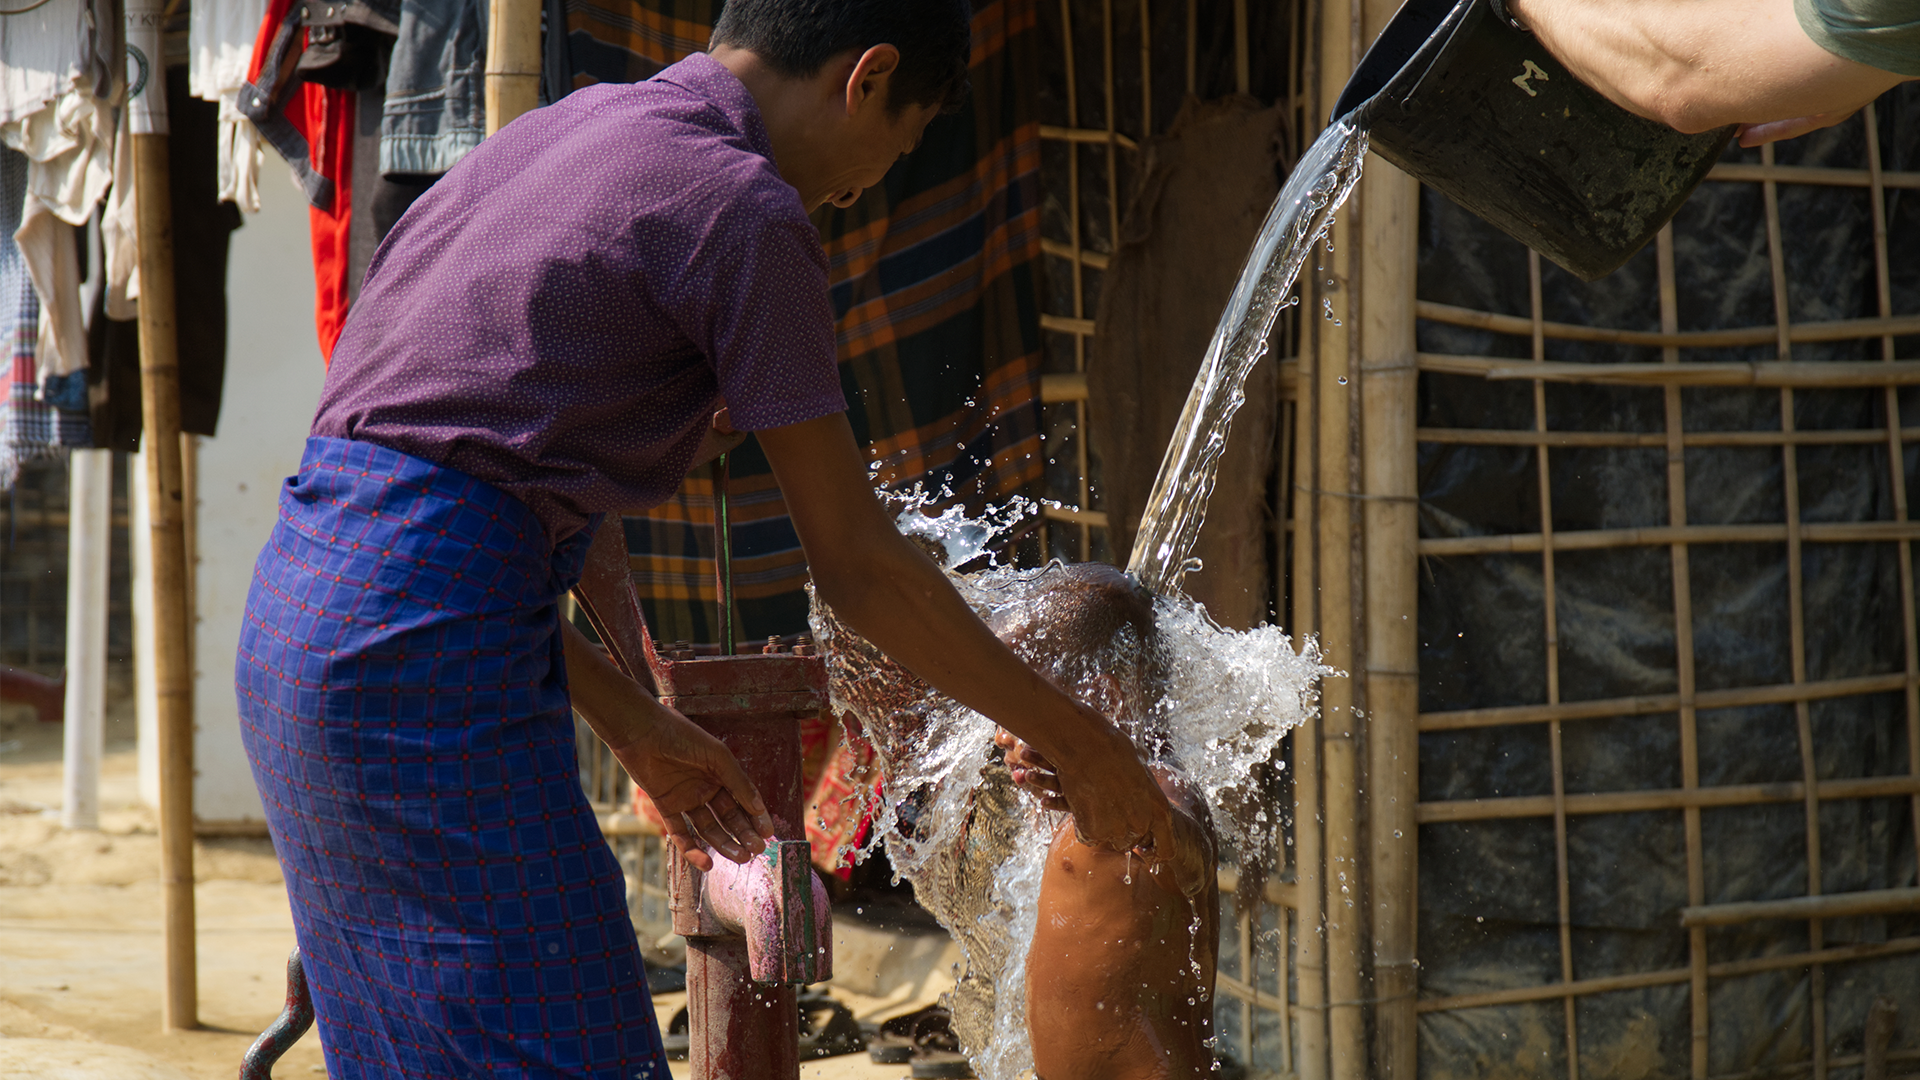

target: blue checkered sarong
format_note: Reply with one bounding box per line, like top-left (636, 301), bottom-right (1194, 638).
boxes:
top-left (236, 436), bottom-right (666, 1079)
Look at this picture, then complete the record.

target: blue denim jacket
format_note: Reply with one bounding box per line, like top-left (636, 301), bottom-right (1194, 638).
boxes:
top-left (382, 0), bottom-right (489, 175)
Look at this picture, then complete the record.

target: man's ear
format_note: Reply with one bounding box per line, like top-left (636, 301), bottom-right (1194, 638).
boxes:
top-left (845, 43), bottom-right (902, 116)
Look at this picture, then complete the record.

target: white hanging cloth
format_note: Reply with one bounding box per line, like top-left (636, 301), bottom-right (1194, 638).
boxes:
top-left (189, 0), bottom-right (268, 211)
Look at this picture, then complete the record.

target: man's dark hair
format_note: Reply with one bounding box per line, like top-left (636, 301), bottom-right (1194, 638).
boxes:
top-left (710, 0), bottom-right (973, 114)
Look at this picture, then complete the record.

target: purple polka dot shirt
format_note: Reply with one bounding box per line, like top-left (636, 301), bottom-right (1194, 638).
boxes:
top-left (311, 53), bottom-right (848, 542)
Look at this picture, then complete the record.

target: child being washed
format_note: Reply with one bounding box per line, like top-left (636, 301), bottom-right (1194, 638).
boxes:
top-left (990, 564), bottom-right (1220, 1080)
top-left (815, 560), bottom-right (1223, 1080)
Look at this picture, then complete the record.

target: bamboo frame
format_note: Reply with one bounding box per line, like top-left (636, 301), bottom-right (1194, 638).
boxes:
top-left (1866, 97), bottom-right (1920, 916)
top-left (1405, 107), bottom-right (1920, 1080)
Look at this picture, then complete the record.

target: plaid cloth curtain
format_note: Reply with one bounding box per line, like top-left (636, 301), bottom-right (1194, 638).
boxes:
top-left (557, 0), bottom-right (1046, 644)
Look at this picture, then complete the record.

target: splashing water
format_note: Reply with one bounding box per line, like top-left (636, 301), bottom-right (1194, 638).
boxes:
top-left (809, 117), bottom-right (1366, 1080)
top-left (1128, 117), bottom-right (1369, 595)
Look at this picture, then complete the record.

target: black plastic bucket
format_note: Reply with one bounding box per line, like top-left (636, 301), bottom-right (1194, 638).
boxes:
top-left (1332, 0), bottom-right (1734, 281)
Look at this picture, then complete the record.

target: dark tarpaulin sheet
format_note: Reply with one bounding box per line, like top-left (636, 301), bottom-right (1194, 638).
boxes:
top-left (1412, 86), bottom-right (1920, 1080)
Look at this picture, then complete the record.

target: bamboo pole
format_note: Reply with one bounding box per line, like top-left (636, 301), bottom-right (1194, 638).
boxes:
top-left (61, 448), bottom-right (113, 831)
top-left (1416, 773), bottom-right (1920, 824)
top-left (1525, 248), bottom-right (1581, 1080)
top-left (1415, 935), bottom-right (1920, 1014)
top-left (1681, 887), bottom-right (1920, 927)
top-left (1416, 301), bottom-right (1920, 351)
top-left (1863, 99), bottom-right (1920, 893)
top-left (1419, 355), bottom-right (1920, 386)
top-left (1038, 123), bottom-right (1142, 149)
top-left (1421, 671), bottom-right (1912, 731)
top-left (1313, 0), bottom-right (1366, 1068)
top-left (1416, 426), bottom-right (1920, 448)
top-left (1291, 3), bottom-right (1327, 1064)
top-left (485, 0), bottom-right (543, 135)
top-left (1359, 135), bottom-right (1419, 1080)
top-left (1706, 161), bottom-right (1920, 189)
top-left (134, 119), bottom-right (197, 1035)
top-left (1291, 291), bottom-right (1329, 1080)
top-left (1419, 520), bottom-right (1920, 556)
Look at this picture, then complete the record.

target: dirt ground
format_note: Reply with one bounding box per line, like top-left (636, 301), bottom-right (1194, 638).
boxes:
top-left (0, 704), bottom-right (938, 1079)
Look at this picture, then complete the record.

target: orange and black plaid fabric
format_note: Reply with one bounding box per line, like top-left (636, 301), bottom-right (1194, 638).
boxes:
top-left (556, 0), bottom-right (1046, 644)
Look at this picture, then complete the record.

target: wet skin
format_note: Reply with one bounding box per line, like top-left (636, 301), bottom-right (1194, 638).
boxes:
top-left (1028, 769), bottom-right (1219, 1080)
top-left (990, 564), bottom-right (1222, 1080)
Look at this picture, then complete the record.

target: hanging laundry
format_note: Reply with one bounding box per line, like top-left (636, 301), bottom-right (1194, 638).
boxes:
top-left (0, 0), bottom-right (123, 390)
top-left (189, 0), bottom-right (271, 209)
top-left (381, 0), bottom-right (485, 176)
top-left (87, 68), bottom-right (242, 451)
top-left (0, 147), bottom-right (89, 491)
top-left (240, 0), bottom-right (405, 359)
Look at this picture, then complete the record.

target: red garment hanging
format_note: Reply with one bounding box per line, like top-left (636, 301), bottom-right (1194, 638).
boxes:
top-left (245, 0), bottom-right (354, 363)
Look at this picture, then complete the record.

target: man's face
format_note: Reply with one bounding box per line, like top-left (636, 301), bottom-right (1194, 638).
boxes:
top-left (821, 99), bottom-right (941, 209)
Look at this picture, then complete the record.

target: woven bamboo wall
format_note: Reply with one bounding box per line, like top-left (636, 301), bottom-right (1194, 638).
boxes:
top-left (1404, 111), bottom-right (1920, 1079)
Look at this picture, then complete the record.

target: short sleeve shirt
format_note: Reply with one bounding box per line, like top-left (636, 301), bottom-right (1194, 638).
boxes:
top-left (311, 53), bottom-right (849, 541)
top-left (1795, 0), bottom-right (1920, 76)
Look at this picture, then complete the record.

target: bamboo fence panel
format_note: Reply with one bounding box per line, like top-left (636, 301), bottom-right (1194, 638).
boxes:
top-left (1037, 3), bottom-right (1303, 1071)
top-left (1406, 106), bottom-right (1920, 1080)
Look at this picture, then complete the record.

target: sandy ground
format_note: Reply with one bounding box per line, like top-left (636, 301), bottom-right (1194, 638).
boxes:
top-left (0, 704), bottom-right (938, 1079)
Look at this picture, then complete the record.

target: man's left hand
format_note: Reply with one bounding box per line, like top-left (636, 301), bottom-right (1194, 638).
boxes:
top-left (609, 706), bottom-right (778, 872)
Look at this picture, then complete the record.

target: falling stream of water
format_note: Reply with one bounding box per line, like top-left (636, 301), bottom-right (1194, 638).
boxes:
top-left (1129, 116), bottom-right (1369, 594)
top-left (813, 117), bottom-right (1368, 1080)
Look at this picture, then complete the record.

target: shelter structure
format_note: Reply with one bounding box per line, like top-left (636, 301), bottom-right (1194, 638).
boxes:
top-left (1008, 1), bottom-right (1920, 1078)
top-left (586, 1), bottom-right (1918, 1076)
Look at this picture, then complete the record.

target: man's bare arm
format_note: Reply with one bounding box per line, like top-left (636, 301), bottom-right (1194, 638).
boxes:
top-left (756, 412), bottom-right (1176, 856)
top-left (1511, 0), bottom-right (1909, 140)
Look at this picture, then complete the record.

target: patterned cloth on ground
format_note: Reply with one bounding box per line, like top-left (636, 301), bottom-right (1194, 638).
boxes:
top-left (235, 436), bottom-right (665, 1080)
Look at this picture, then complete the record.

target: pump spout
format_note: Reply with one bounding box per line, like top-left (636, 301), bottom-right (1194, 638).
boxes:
top-left (689, 839), bottom-right (833, 984)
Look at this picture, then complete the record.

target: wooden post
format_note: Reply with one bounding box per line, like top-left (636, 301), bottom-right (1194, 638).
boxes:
top-left (1360, 157), bottom-right (1420, 1080)
top-left (1312, 1), bottom-right (1368, 1072)
top-left (61, 448), bottom-right (113, 831)
top-left (129, 0), bottom-right (196, 1028)
top-left (1356, 2), bottom-right (1422, 1074)
top-left (485, 0), bottom-right (544, 135)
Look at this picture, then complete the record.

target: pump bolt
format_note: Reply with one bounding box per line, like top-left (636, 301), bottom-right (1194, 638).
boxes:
top-left (792, 634), bottom-right (815, 657)
top-left (762, 636), bottom-right (783, 655)
top-left (672, 639), bottom-right (694, 661)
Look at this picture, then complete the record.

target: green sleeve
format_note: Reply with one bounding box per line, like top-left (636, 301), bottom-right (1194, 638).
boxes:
top-left (1795, 0), bottom-right (1920, 76)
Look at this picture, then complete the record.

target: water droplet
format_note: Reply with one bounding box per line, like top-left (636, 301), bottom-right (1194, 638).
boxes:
top-left (1337, 376), bottom-right (1349, 386)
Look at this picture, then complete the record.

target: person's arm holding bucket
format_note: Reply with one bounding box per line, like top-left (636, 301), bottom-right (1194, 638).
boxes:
top-left (1509, 0), bottom-right (1915, 145)
top-left (756, 412), bottom-right (1179, 860)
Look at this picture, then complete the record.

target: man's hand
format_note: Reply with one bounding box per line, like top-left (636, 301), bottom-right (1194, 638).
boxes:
top-left (560, 619), bottom-right (775, 871)
top-left (1001, 726), bottom-right (1209, 893)
top-left (758, 412), bottom-right (1178, 859)
top-left (604, 705), bottom-right (776, 871)
top-left (1512, 0), bottom-right (1910, 136)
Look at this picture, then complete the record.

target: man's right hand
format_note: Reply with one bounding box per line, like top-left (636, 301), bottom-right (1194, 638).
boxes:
top-left (1044, 703), bottom-right (1174, 856)
top-left (758, 412), bottom-right (1179, 861)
